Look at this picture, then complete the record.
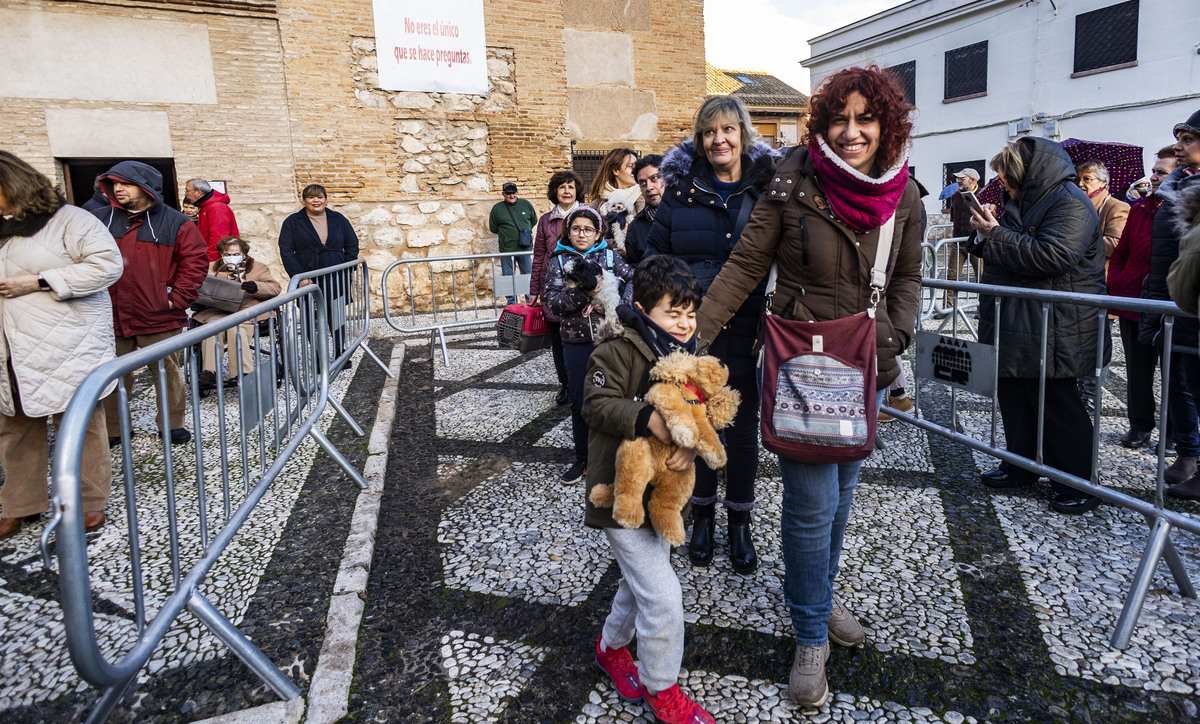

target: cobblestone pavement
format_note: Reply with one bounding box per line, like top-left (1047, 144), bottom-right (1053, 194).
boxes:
top-left (350, 320), bottom-right (1200, 723)
top-left (2, 314), bottom-right (1200, 722)
top-left (1, 343), bottom-right (385, 723)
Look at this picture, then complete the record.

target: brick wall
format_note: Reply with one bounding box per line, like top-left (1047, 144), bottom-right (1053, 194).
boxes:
top-left (1, 0), bottom-right (705, 306)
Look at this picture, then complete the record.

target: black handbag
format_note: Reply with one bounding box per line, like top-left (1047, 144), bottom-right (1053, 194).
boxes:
top-left (196, 275), bottom-right (245, 313)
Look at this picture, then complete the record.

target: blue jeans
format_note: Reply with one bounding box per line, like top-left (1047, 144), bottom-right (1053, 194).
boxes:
top-left (779, 388), bottom-right (884, 647)
top-left (1167, 351), bottom-right (1200, 457)
top-left (500, 253), bottom-right (532, 305)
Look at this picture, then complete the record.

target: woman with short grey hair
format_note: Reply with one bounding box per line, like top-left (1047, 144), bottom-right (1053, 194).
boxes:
top-left (646, 94), bottom-right (780, 574)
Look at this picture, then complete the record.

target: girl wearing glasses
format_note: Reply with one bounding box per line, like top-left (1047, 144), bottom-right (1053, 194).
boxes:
top-left (542, 206), bottom-right (634, 484)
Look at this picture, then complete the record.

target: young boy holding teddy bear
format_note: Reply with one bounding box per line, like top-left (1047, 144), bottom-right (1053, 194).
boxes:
top-left (581, 255), bottom-right (715, 724)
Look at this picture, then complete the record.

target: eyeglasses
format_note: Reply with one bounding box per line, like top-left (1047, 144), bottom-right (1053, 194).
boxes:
top-left (569, 226), bottom-right (597, 236)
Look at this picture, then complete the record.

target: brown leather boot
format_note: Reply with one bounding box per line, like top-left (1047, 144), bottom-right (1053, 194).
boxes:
top-left (0, 517), bottom-right (19, 539)
top-left (83, 511), bottom-right (106, 532)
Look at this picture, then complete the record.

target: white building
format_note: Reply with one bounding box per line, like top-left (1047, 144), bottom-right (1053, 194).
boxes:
top-left (804, 0), bottom-right (1200, 213)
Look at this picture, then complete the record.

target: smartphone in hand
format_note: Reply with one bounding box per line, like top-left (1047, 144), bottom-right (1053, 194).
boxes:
top-left (959, 190), bottom-right (986, 217)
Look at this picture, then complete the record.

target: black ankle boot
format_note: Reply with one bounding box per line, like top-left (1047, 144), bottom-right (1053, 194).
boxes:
top-left (688, 504), bottom-right (715, 566)
top-left (727, 509), bottom-right (758, 575)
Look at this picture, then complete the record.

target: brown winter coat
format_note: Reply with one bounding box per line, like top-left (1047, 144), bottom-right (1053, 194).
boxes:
top-left (1093, 189), bottom-right (1131, 259)
top-left (191, 257), bottom-right (282, 324)
top-left (696, 146), bottom-right (924, 389)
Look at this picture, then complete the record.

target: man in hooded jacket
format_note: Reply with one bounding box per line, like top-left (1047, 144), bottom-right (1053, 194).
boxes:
top-left (91, 161), bottom-right (209, 445)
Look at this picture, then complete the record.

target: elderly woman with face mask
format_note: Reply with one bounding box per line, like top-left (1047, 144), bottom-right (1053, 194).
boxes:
top-left (193, 235), bottom-right (281, 391)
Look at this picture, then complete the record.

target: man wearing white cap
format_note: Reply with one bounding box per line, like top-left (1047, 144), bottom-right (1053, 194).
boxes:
top-left (944, 167), bottom-right (982, 308)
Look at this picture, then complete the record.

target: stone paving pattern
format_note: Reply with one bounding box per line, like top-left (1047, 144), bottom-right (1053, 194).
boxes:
top-left (2, 318), bottom-right (1199, 722)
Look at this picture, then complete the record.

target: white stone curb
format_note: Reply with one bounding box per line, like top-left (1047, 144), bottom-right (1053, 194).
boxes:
top-left (306, 341), bottom-right (406, 724)
top-left (195, 341), bottom-right (406, 724)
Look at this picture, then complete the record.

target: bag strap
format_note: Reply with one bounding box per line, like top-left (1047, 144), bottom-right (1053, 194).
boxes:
top-left (730, 193), bottom-right (755, 250)
top-left (870, 214), bottom-right (896, 292)
top-left (764, 212), bottom-right (897, 316)
top-left (503, 202), bottom-right (525, 232)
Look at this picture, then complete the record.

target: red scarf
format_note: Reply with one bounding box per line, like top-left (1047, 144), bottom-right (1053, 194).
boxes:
top-left (808, 136), bottom-right (910, 233)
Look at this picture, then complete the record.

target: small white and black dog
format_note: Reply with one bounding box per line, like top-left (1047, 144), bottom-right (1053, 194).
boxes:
top-left (603, 192), bottom-right (632, 252)
top-left (561, 256), bottom-right (624, 339)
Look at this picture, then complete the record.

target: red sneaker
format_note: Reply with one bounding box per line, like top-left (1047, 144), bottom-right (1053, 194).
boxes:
top-left (644, 684), bottom-right (714, 724)
top-left (594, 634), bottom-right (644, 702)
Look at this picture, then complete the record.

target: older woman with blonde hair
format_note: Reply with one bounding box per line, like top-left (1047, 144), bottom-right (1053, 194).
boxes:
top-left (0, 151), bottom-right (123, 537)
top-left (647, 94), bottom-right (780, 576)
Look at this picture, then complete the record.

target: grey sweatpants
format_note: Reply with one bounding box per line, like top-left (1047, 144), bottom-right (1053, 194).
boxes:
top-left (601, 527), bottom-right (684, 694)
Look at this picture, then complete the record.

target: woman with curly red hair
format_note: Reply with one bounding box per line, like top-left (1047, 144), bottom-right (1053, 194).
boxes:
top-left (696, 66), bottom-right (924, 705)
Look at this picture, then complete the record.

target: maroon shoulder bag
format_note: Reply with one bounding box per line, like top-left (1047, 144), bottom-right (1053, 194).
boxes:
top-left (758, 215), bottom-right (895, 463)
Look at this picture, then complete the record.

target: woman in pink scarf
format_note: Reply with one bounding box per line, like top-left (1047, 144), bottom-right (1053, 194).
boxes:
top-left (696, 67), bottom-right (924, 707)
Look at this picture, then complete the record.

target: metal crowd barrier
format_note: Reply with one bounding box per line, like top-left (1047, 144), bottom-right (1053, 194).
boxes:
top-left (286, 258), bottom-right (395, 434)
top-left (893, 278), bottom-right (1198, 648)
top-left (920, 223), bottom-right (980, 336)
top-left (46, 285), bottom-right (366, 723)
top-left (380, 250), bottom-right (534, 364)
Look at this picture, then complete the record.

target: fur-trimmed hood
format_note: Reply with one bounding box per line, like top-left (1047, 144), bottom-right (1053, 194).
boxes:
top-left (1175, 180), bottom-right (1200, 237)
top-left (659, 139), bottom-right (780, 194)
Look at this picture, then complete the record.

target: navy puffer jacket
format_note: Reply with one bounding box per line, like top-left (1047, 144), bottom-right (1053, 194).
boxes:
top-left (646, 140), bottom-right (780, 337)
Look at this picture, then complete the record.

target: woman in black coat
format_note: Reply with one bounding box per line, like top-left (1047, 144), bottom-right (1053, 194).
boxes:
top-left (278, 183), bottom-right (360, 355)
top-left (278, 184), bottom-right (359, 277)
top-left (646, 95), bottom-right (779, 573)
top-left (966, 136), bottom-right (1105, 514)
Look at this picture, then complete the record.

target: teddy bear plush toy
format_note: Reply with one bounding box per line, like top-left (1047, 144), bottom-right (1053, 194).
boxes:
top-left (589, 351), bottom-right (741, 545)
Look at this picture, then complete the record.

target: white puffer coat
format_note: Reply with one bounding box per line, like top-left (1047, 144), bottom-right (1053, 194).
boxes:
top-left (0, 204), bottom-right (123, 417)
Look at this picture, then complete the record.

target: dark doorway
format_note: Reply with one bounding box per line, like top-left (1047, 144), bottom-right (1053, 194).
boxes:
top-left (60, 158), bottom-right (179, 209)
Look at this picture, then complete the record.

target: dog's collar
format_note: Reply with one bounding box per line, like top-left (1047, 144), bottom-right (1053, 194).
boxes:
top-left (678, 382), bottom-right (706, 405)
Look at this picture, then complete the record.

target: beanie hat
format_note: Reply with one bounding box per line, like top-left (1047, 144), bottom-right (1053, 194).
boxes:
top-left (1174, 108), bottom-right (1200, 138)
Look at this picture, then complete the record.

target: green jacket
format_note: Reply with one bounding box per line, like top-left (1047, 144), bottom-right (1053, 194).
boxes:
top-left (582, 328), bottom-right (693, 529)
top-left (488, 198), bottom-right (537, 253)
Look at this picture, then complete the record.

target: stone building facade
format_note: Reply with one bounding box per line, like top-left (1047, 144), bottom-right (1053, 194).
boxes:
top-left (0, 0), bottom-right (705, 308)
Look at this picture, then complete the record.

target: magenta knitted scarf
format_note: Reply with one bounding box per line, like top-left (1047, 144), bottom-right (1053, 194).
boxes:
top-left (808, 136), bottom-right (910, 233)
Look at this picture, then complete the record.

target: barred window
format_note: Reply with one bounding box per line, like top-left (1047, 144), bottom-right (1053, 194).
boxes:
top-left (943, 161), bottom-right (985, 192)
top-left (1074, 0), bottom-right (1139, 74)
top-left (571, 150), bottom-right (608, 197)
top-left (944, 41), bottom-right (988, 101)
top-left (886, 61), bottom-right (916, 106)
